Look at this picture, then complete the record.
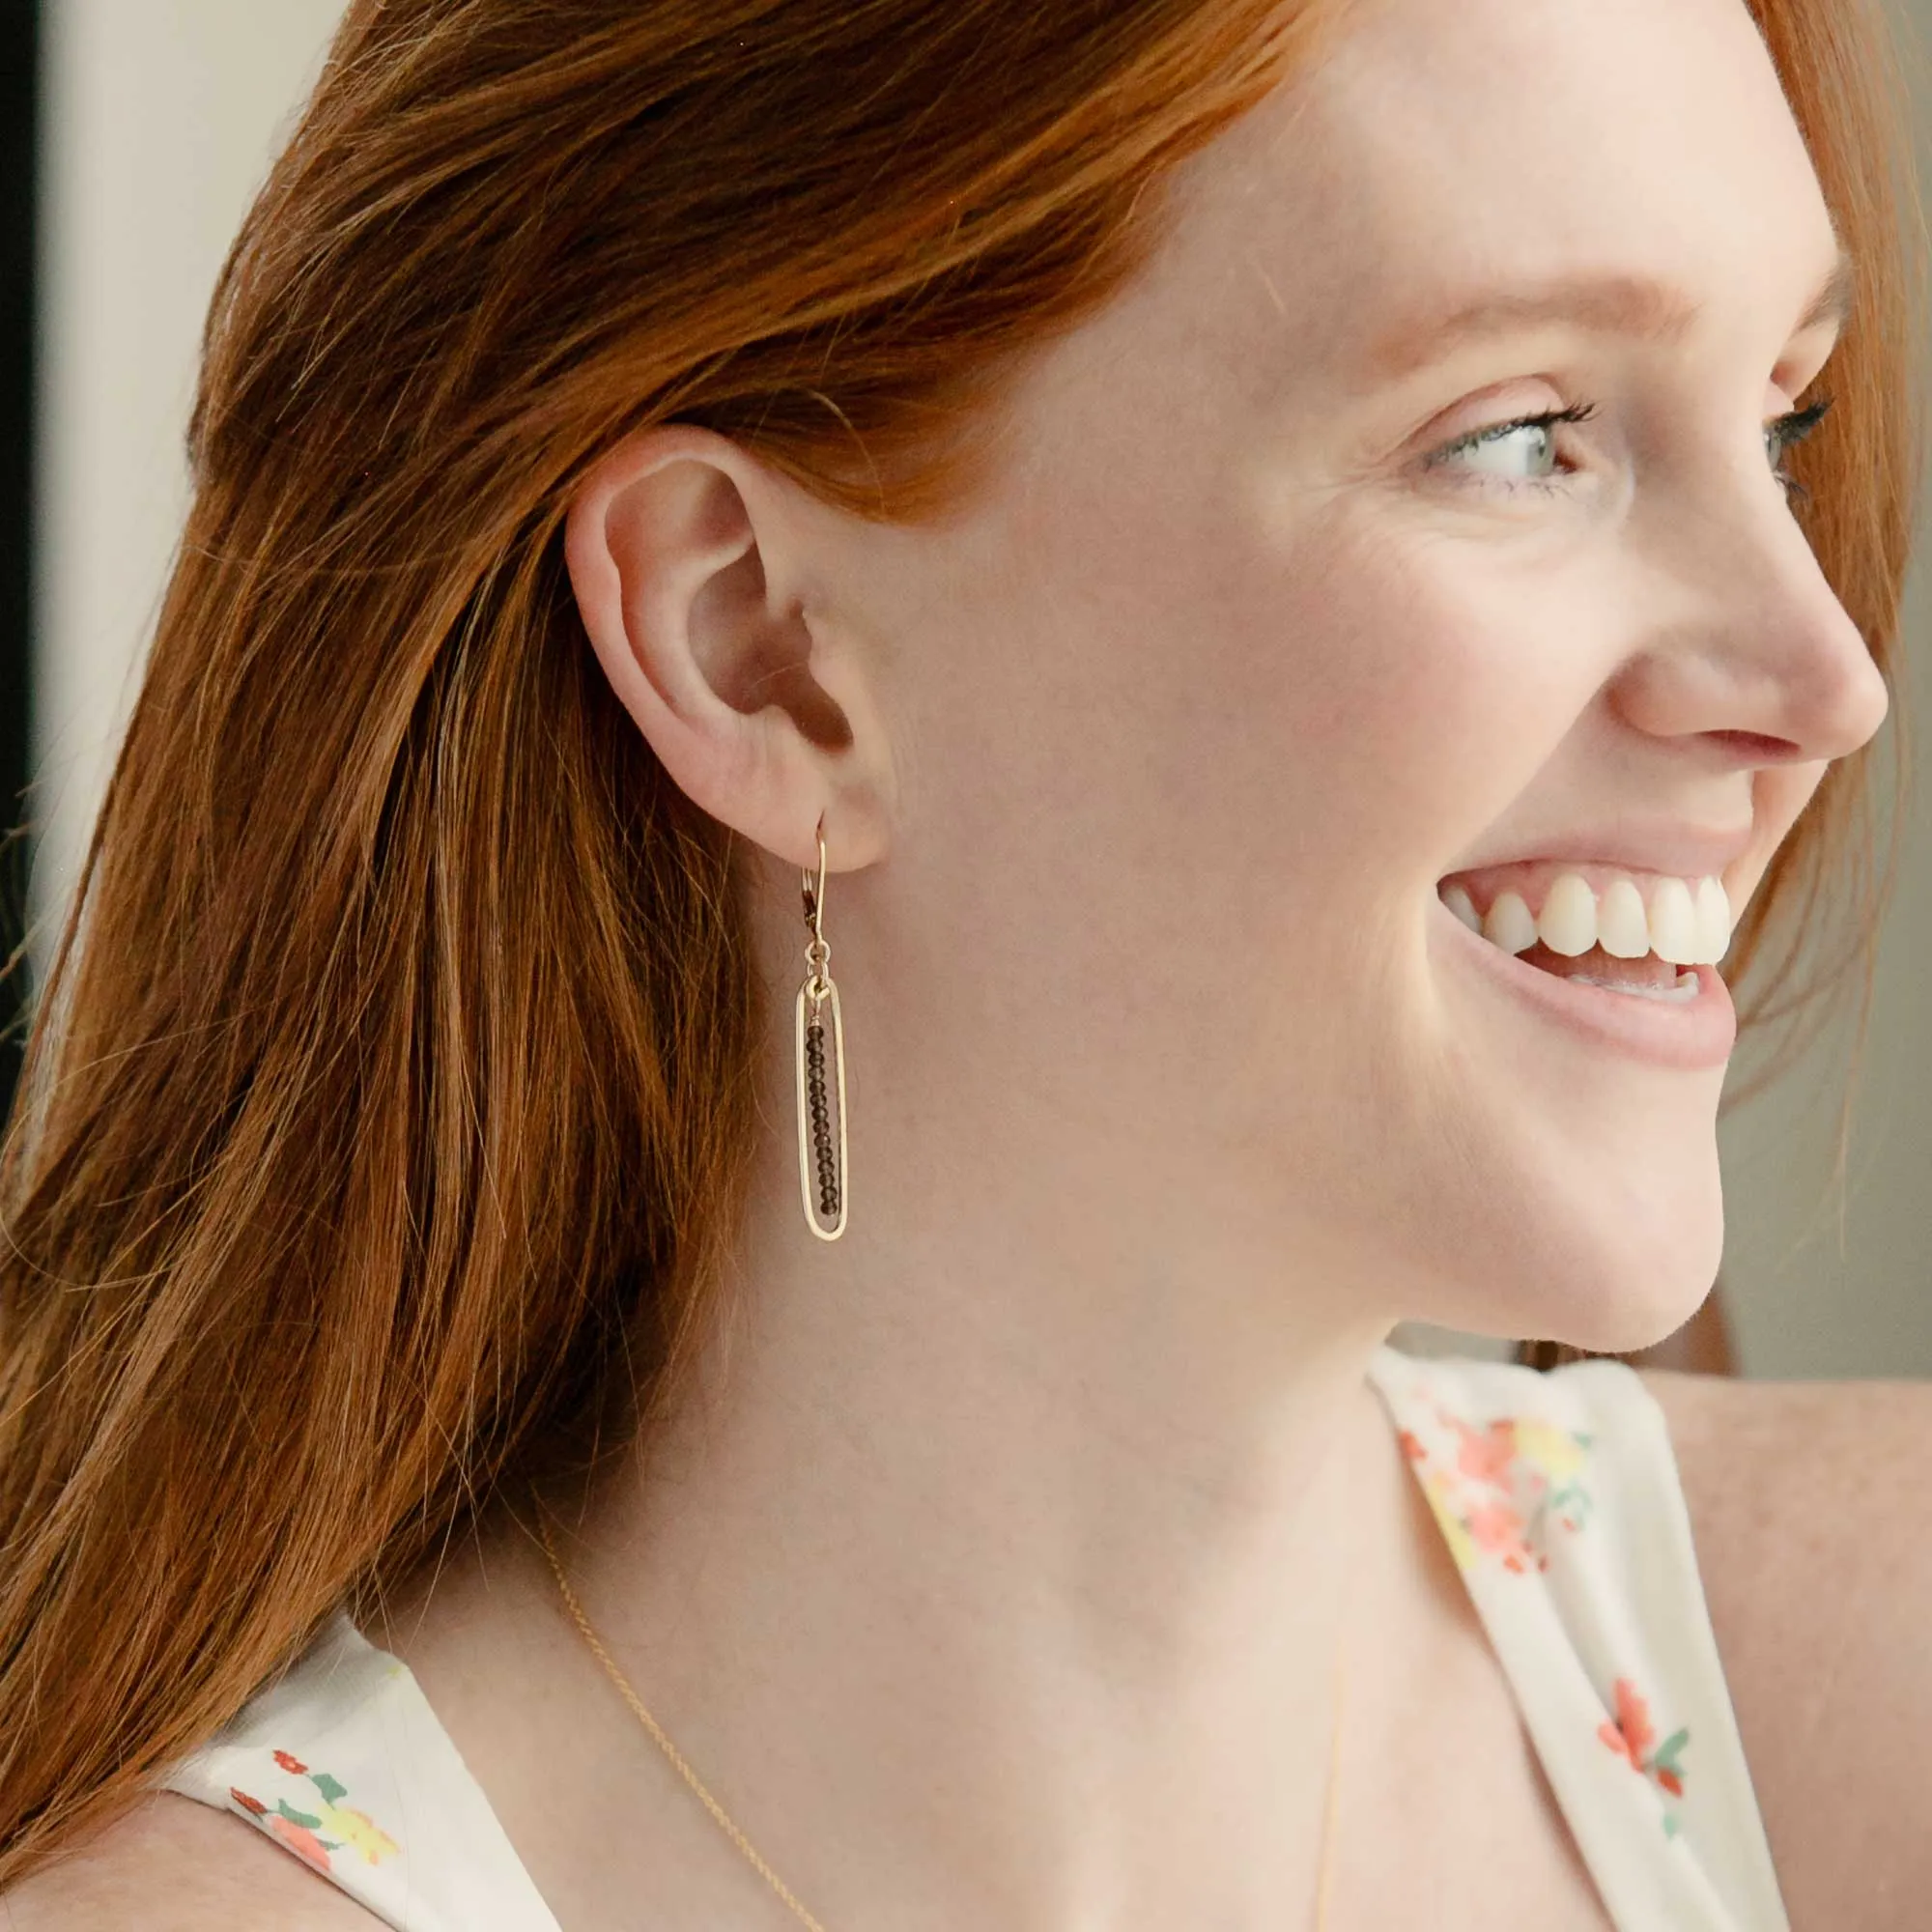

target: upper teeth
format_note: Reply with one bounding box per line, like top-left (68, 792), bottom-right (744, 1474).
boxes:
top-left (1438, 871), bottom-right (1732, 967)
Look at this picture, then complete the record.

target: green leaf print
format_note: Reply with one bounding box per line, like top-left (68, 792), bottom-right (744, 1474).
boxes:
top-left (274, 1799), bottom-right (323, 1830)
top-left (1547, 1482), bottom-right (1594, 1526)
top-left (1653, 1728), bottom-right (1690, 1776)
top-left (311, 1771), bottom-right (348, 1804)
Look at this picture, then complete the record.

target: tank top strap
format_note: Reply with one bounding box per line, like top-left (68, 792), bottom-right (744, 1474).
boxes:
top-left (154, 1605), bottom-right (559, 1930)
top-left (1364, 1342), bottom-right (1790, 1931)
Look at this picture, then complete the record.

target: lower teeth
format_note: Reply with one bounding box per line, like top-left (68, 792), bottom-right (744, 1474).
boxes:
top-left (1564, 970), bottom-right (1700, 1004)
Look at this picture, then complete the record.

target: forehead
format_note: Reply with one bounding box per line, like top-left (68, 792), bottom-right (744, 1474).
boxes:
top-left (1144, 0), bottom-right (1839, 385)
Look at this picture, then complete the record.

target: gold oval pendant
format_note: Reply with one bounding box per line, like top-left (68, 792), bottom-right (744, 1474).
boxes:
top-left (795, 978), bottom-right (849, 1240)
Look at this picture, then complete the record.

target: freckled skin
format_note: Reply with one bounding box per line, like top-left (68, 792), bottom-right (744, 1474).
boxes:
top-left (354, 0), bottom-right (1899, 1926)
top-left (744, 0), bottom-right (1883, 1355)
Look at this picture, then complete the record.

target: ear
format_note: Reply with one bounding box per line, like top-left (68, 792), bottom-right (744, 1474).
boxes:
top-left (563, 423), bottom-right (893, 875)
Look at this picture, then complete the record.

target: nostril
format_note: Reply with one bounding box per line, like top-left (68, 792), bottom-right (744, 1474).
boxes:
top-left (1708, 730), bottom-right (1804, 762)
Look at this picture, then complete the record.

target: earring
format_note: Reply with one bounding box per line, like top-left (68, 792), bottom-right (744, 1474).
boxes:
top-left (795, 812), bottom-right (849, 1239)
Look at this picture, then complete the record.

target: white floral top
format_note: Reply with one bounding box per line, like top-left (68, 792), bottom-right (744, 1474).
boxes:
top-left (1362, 1346), bottom-right (1789, 1929)
top-left (156, 1344), bottom-right (1790, 1929)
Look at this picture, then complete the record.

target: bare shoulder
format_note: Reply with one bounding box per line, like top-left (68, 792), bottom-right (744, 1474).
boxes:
top-left (1636, 1366), bottom-right (1932, 1930)
top-left (2, 1790), bottom-right (382, 1929)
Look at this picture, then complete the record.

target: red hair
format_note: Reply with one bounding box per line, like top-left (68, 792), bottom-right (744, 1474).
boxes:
top-left (0, 0), bottom-right (1921, 1882)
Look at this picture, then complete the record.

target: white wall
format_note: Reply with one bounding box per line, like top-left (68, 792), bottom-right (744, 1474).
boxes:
top-left (27, 1), bottom-right (1932, 1377)
top-left (31, 0), bottom-right (347, 945)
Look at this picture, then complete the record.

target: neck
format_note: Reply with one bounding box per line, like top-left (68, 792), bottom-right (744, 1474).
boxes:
top-left (513, 1064), bottom-right (1409, 1927)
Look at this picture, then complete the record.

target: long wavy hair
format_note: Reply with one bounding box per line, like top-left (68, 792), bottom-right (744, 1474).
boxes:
top-left (1, 0), bottom-right (1923, 1884)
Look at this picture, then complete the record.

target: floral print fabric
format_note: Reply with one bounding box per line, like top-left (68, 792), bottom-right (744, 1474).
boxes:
top-left (156, 1607), bottom-right (562, 1930)
top-left (1366, 1344), bottom-right (1790, 1929)
top-left (226, 1747), bottom-right (402, 1875)
top-left (155, 1345), bottom-right (1788, 1931)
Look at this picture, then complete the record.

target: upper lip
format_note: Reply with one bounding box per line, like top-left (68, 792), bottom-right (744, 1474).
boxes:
top-left (1437, 822), bottom-right (1756, 887)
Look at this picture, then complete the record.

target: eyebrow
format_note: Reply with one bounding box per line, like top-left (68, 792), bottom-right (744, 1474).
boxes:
top-left (1352, 242), bottom-right (1857, 386)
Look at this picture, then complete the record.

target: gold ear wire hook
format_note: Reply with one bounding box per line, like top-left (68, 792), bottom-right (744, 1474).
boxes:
top-left (801, 813), bottom-right (828, 946)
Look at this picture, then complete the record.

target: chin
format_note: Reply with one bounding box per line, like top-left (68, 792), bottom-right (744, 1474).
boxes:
top-left (1522, 1107), bottom-right (1729, 1354)
top-left (1548, 1278), bottom-right (1719, 1358)
top-left (1536, 1214), bottom-right (1726, 1358)
top-left (1421, 1165), bottom-right (1726, 1361)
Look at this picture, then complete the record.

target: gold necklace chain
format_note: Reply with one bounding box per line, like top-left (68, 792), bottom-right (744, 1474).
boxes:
top-left (534, 1492), bottom-right (1349, 1930)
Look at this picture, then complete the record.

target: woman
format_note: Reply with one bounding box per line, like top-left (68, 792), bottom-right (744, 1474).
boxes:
top-left (2, 0), bottom-right (1926, 1923)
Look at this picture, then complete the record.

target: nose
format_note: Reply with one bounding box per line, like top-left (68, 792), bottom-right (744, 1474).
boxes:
top-left (1607, 469), bottom-right (1892, 767)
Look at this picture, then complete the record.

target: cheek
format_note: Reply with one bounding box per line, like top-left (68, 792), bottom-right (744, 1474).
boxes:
top-left (1213, 512), bottom-right (1606, 900)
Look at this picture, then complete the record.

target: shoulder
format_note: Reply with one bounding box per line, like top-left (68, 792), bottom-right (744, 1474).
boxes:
top-left (2, 1790), bottom-right (382, 1929)
top-left (1634, 1366), bottom-right (1932, 1930)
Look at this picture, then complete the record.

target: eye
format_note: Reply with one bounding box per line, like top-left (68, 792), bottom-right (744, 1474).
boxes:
top-left (1423, 404), bottom-right (1602, 497)
top-left (1423, 395), bottom-right (1837, 504)
top-left (1765, 394), bottom-right (1833, 504)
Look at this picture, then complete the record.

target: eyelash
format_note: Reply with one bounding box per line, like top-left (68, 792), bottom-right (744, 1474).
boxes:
top-left (1428, 395), bottom-right (1835, 503)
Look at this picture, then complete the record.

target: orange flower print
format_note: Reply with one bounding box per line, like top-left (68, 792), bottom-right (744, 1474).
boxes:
top-left (1463, 1498), bottom-right (1540, 1574)
top-left (228, 1785), bottom-right (335, 1874)
top-left (268, 1813), bottom-right (335, 1873)
top-left (226, 1754), bottom-right (401, 1875)
top-left (1599, 1676), bottom-right (1656, 1767)
top-left (1599, 1676), bottom-right (1691, 1833)
top-left (1399, 1391), bottom-right (1595, 1576)
top-left (1447, 1412), bottom-right (1518, 1490)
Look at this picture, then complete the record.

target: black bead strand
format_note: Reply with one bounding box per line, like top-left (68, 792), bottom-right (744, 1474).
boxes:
top-left (806, 1015), bottom-right (840, 1217)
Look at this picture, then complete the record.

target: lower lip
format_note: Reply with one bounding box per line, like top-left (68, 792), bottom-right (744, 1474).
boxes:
top-left (1434, 896), bottom-right (1737, 1071)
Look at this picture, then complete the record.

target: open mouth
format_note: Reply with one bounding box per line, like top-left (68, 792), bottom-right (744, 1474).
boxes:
top-left (1435, 866), bottom-right (1729, 1004)
top-left (1498, 939), bottom-right (1699, 1001)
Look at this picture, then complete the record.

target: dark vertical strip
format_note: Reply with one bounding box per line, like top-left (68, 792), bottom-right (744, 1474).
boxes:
top-left (0, 0), bottom-right (38, 1127)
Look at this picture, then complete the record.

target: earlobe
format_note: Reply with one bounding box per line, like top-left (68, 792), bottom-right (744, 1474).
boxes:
top-left (563, 426), bottom-right (881, 871)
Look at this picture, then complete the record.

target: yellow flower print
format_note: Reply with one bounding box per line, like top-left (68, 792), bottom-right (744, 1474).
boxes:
top-left (316, 1802), bottom-right (400, 1864)
top-left (239, 1752), bottom-right (402, 1871)
top-left (1396, 1390), bottom-right (1595, 1575)
top-left (1423, 1468), bottom-right (1479, 1571)
top-left (1512, 1416), bottom-right (1588, 1484)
